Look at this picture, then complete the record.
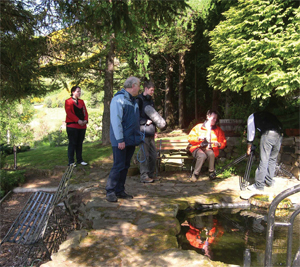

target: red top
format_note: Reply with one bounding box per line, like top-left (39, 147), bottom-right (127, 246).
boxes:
top-left (65, 98), bottom-right (88, 129)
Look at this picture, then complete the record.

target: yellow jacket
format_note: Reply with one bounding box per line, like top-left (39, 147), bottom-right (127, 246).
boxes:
top-left (188, 122), bottom-right (227, 157)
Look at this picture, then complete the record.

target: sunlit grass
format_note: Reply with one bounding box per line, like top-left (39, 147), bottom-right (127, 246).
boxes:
top-left (5, 141), bottom-right (112, 170)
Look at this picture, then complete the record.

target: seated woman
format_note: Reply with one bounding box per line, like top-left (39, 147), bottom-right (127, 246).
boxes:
top-left (188, 110), bottom-right (226, 181)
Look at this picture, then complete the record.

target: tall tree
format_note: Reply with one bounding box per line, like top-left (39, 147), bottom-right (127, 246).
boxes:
top-left (53, 0), bottom-right (187, 144)
top-left (0, 0), bottom-right (50, 100)
top-left (208, 0), bottom-right (300, 100)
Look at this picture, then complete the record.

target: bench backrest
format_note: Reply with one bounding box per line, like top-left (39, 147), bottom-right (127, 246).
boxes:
top-left (52, 164), bottom-right (75, 205)
top-left (1, 191), bottom-right (54, 245)
top-left (156, 139), bottom-right (189, 151)
top-left (0, 165), bottom-right (75, 246)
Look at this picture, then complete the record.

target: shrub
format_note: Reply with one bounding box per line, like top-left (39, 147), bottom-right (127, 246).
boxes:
top-left (45, 97), bottom-right (52, 108)
top-left (47, 130), bottom-right (68, 147)
top-left (85, 110), bottom-right (102, 142)
top-left (0, 170), bottom-right (26, 199)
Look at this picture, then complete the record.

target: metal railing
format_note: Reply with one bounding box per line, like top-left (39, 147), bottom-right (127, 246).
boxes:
top-left (264, 183), bottom-right (300, 267)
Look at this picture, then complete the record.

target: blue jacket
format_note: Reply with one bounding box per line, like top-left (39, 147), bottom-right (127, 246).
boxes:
top-left (110, 89), bottom-right (141, 147)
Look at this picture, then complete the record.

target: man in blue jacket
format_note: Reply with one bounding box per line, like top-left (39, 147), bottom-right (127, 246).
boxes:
top-left (106, 77), bottom-right (141, 202)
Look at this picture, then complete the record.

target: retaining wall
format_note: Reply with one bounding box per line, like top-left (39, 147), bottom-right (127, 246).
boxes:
top-left (218, 136), bottom-right (300, 179)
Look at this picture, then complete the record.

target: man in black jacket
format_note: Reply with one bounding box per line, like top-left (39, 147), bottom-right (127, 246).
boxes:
top-left (246, 111), bottom-right (283, 191)
top-left (136, 80), bottom-right (157, 183)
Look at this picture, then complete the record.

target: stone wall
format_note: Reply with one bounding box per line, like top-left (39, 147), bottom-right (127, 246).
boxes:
top-left (218, 136), bottom-right (300, 179)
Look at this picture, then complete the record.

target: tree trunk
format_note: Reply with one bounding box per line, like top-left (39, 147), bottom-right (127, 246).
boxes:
top-left (164, 56), bottom-right (175, 128)
top-left (178, 52), bottom-right (186, 128)
top-left (101, 36), bottom-right (115, 145)
top-left (224, 90), bottom-right (231, 118)
top-left (212, 89), bottom-right (220, 114)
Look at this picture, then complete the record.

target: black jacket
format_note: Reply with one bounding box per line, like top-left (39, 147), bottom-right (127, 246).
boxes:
top-left (136, 93), bottom-right (156, 137)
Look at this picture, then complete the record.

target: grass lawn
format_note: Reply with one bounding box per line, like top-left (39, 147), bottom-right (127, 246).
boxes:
top-left (5, 141), bottom-right (112, 170)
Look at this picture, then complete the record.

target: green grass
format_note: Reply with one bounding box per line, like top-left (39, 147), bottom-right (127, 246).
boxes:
top-left (4, 141), bottom-right (112, 170)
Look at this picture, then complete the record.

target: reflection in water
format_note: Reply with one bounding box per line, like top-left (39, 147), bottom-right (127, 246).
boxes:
top-left (177, 209), bottom-right (300, 266)
top-left (183, 216), bottom-right (224, 259)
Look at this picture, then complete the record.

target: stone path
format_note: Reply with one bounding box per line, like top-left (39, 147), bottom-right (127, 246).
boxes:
top-left (39, 166), bottom-right (300, 267)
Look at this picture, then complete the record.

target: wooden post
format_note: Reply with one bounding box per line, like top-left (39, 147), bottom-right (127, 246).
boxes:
top-left (13, 145), bottom-right (17, 170)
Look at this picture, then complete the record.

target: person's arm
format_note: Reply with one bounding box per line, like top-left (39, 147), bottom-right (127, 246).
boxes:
top-left (110, 96), bottom-right (124, 146)
top-left (82, 100), bottom-right (88, 124)
top-left (65, 99), bottom-right (80, 123)
top-left (247, 113), bottom-right (255, 155)
top-left (188, 124), bottom-right (202, 145)
top-left (215, 128), bottom-right (227, 149)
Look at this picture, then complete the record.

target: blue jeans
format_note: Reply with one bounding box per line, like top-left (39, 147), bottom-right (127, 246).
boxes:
top-left (106, 146), bottom-right (136, 196)
top-left (255, 132), bottom-right (282, 188)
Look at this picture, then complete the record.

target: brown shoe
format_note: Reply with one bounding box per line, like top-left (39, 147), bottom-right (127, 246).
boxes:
top-left (191, 173), bottom-right (198, 182)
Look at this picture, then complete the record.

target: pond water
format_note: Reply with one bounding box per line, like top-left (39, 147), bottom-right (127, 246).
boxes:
top-left (177, 208), bottom-right (300, 267)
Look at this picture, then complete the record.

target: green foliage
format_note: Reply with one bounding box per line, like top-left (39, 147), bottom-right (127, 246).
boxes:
top-left (216, 165), bottom-right (235, 179)
top-left (85, 110), bottom-right (103, 142)
top-left (0, 1), bottom-right (50, 100)
top-left (0, 98), bottom-right (34, 146)
top-left (47, 130), bottom-right (68, 147)
top-left (208, 0), bottom-right (300, 99)
top-left (0, 170), bottom-right (26, 199)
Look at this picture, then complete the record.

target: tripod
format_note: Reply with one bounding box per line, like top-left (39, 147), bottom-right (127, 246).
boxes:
top-left (216, 144), bottom-right (296, 190)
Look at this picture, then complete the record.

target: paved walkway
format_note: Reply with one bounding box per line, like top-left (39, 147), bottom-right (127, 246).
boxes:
top-left (40, 166), bottom-right (300, 267)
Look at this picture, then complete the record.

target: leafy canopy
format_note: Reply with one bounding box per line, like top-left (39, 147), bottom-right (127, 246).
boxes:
top-left (208, 0), bottom-right (300, 99)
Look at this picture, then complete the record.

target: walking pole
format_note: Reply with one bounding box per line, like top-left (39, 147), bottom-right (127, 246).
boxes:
top-left (240, 145), bottom-right (256, 190)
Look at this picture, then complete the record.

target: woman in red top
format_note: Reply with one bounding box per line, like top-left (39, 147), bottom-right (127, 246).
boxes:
top-left (65, 86), bottom-right (88, 166)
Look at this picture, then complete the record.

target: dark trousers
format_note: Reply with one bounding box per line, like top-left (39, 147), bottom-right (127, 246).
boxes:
top-left (255, 131), bottom-right (282, 188)
top-left (67, 127), bottom-right (86, 164)
top-left (106, 145), bottom-right (136, 196)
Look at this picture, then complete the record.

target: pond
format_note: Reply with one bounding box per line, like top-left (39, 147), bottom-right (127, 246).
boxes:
top-left (177, 207), bottom-right (300, 267)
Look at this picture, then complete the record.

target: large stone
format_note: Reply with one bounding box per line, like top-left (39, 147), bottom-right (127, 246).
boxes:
top-left (282, 146), bottom-right (295, 153)
top-left (281, 154), bottom-right (294, 164)
top-left (291, 167), bottom-right (300, 179)
top-left (281, 137), bottom-right (295, 146)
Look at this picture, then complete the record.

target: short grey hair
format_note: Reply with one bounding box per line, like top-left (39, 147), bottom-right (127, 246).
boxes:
top-left (124, 76), bottom-right (140, 89)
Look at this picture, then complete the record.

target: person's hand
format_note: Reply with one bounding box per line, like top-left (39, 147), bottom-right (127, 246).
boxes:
top-left (214, 142), bottom-right (221, 147)
top-left (154, 133), bottom-right (158, 139)
top-left (118, 142), bottom-right (125, 150)
top-left (247, 144), bottom-right (252, 155)
top-left (146, 120), bottom-right (152, 125)
top-left (78, 120), bottom-right (84, 126)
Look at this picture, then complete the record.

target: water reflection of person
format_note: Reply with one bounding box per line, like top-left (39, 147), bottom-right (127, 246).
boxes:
top-left (184, 215), bottom-right (224, 259)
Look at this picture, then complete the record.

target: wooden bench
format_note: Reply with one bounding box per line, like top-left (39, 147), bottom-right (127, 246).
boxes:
top-left (0, 164), bottom-right (75, 265)
top-left (156, 139), bottom-right (194, 174)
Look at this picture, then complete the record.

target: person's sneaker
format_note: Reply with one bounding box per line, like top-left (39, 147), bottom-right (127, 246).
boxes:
top-left (141, 177), bottom-right (154, 183)
top-left (191, 173), bottom-right (198, 182)
top-left (209, 171), bottom-right (217, 181)
top-left (106, 194), bottom-right (118, 202)
top-left (265, 181), bottom-right (275, 188)
top-left (116, 192), bottom-right (133, 199)
top-left (247, 184), bottom-right (264, 192)
top-left (79, 161), bottom-right (88, 166)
